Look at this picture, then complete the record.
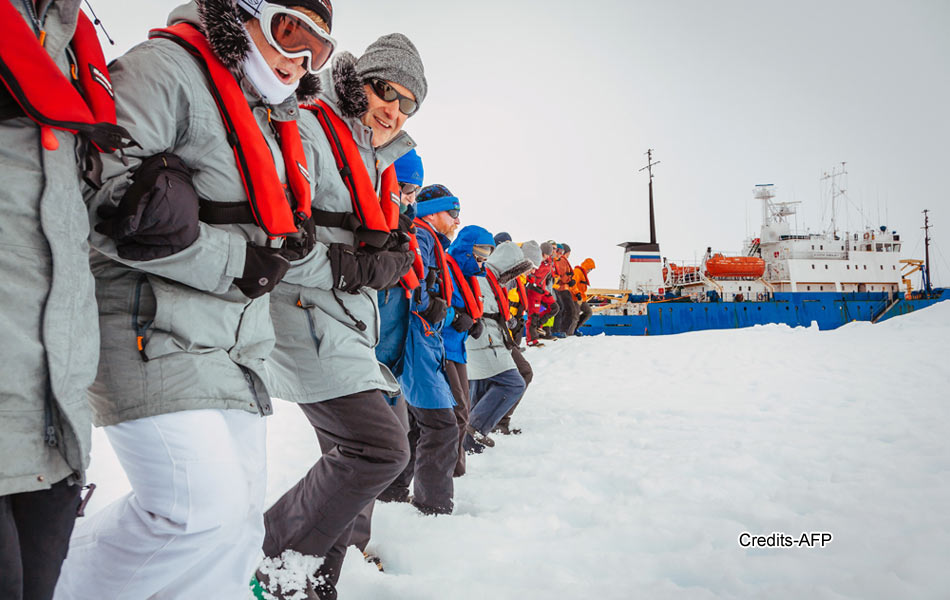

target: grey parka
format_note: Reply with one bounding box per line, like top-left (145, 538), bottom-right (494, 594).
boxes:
top-left (466, 243), bottom-right (534, 381)
top-left (265, 53), bottom-right (415, 403)
top-left (85, 1), bottom-right (314, 425)
top-left (0, 0), bottom-right (94, 496)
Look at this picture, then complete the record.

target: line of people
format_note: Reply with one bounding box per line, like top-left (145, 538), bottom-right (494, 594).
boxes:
top-left (0, 1), bottom-right (593, 599)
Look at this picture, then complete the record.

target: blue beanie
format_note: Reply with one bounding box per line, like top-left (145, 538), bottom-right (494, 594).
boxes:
top-left (416, 184), bottom-right (460, 217)
top-left (493, 231), bottom-right (512, 245)
top-left (394, 148), bottom-right (424, 187)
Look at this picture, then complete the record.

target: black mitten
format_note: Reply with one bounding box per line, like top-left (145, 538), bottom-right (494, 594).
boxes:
top-left (469, 318), bottom-right (484, 339)
top-left (95, 153), bottom-right (199, 261)
top-left (451, 309), bottom-right (475, 333)
top-left (421, 296), bottom-right (448, 324)
top-left (234, 245), bottom-right (290, 299)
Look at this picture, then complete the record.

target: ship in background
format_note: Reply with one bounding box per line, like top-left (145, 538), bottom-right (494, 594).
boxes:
top-left (579, 152), bottom-right (948, 336)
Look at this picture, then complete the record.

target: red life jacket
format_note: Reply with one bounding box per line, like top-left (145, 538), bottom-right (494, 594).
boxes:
top-left (445, 255), bottom-right (484, 321)
top-left (414, 218), bottom-right (454, 304)
top-left (0, 5), bottom-right (134, 179)
top-left (485, 269), bottom-right (511, 319)
top-left (301, 100), bottom-right (423, 293)
top-left (149, 23), bottom-right (311, 238)
top-left (515, 277), bottom-right (528, 316)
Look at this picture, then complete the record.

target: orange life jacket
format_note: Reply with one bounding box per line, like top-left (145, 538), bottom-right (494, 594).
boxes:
top-left (0, 5), bottom-right (134, 183)
top-left (445, 255), bottom-right (484, 320)
top-left (414, 218), bottom-right (453, 304)
top-left (485, 269), bottom-right (511, 319)
top-left (301, 100), bottom-right (424, 293)
top-left (149, 23), bottom-right (311, 238)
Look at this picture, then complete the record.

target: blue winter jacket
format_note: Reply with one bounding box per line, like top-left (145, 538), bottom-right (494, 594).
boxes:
top-left (397, 223), bottom-right (456, 409)
top-left (376, 203), bottom-right (416, 376)
top-left (444, 226), bottom-right (496, 363)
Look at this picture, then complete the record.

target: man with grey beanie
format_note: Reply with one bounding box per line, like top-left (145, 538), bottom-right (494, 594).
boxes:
top-left (256, 31), bottom-right (427, 599)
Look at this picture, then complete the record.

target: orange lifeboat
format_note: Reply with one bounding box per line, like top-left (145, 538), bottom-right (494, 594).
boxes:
top-left (704, 253), bottom-right (765, 278)
top-left (663, 263), bottom-right (700, 281)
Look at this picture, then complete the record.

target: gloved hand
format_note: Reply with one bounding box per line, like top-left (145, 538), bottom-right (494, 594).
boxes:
top-left (526, 282), bottom-right (544, 294)
top-left (575, 292), bottom-right (583, 301)
top-left (95, 152), bottom-right (199, 261)
top-left (328, 243), bottom-right (415, 293)
top-left (469, 318), bottom-right (484, 339)
top-left (507, 316), bottom-right (519, 331)
top-left (234, 245), bottom-right (290, 299)
top-left (420, 296), bottom-right (448, 324)
top-left (451, 309), bottom-right (475, 333)
top-left (569, 278), bottom-right (577, 286)
top-left (279, 216), bottom-right (315, 262)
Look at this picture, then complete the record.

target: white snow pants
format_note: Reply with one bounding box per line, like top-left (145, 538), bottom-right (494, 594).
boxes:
top-left (54, 409), bottom-right (266, 600)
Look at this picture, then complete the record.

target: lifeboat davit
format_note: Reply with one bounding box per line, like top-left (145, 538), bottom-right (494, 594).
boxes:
top-left (704, 254), bottom-right (765, 278)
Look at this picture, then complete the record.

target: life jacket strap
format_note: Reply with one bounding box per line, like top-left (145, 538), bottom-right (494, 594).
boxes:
top-left (310, 208), bottom-right (392, 249)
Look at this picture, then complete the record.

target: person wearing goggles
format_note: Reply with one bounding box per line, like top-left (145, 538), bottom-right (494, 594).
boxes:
top-left (54, 1), bottom-right (336, 599)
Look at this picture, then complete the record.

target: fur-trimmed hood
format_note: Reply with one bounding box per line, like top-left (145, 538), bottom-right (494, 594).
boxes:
top-left (168, 0), bottom-right (320, 103)
top-left (487, 241), bottom-right (534, 286)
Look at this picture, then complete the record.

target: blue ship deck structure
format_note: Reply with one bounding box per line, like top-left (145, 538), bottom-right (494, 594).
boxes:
top-left (578, 290), bottom-right (950, 336)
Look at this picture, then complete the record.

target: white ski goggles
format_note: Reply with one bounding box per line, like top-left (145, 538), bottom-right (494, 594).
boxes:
top-left (259, 4), bottom-right (336, 74)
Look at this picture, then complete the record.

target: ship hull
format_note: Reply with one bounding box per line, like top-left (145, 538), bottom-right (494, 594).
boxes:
top-left (578, 290), bottom-right (950, 336)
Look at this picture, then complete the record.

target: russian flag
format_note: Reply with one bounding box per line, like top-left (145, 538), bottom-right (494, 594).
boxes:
top-left (629, 255), bottom-right (661, 263)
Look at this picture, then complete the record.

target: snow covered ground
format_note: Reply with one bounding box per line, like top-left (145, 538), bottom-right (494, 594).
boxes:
top-left (81, 303), bottom-right (950, 599)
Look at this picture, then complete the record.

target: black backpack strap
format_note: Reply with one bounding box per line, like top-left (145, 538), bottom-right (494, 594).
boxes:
top-left (311, 208), bottom-right (392, 249)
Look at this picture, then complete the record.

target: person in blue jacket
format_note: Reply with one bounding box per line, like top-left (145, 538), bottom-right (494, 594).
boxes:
top-left (391, 184), bottom-right (461, 515)
top-left (445, 225), bottom-right (496, 476)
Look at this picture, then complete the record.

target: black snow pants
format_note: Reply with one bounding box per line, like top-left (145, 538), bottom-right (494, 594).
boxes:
top-left (0, 478), bottom-right (80, 600)
top-left (445, 360), bottom-right (470, 477)
top-left (262, 390), bottom-right (410, 583)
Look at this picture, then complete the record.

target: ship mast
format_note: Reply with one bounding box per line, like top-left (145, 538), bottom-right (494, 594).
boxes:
top-left (820, 162), bottom-right (847, 239)
top-left (639, 149), bottom-right (661, 244)
top-left (923, 209), bottom-right (933, 295)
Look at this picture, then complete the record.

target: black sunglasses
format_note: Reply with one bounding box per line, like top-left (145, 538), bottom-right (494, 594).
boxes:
top-left (368, 78), bottom-right (418, 116)
top-left (399, 182), bottom-right (421, 195)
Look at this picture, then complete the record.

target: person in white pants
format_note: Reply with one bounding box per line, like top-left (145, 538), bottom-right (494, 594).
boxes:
top-left (54, 0), bottom-right (335, 596)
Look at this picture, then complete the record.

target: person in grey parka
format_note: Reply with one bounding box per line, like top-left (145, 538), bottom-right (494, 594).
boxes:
top-left (55, 0), bottom-right (333, 598)
top-left (257, 34), bottom-right (423, 599)
top-left (0, 2), bottom-right (131, 598)
top-left (465, 241), bottom-right (535, 447)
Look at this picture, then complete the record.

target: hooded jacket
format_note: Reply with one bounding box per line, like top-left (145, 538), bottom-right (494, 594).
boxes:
top-left (466, 242), bottom-right (533, 381)
top-left (84, 0), bottom-right (315, 425)
top-left (553, 254), bottom-right (574, 290)
top-left (265, 52), bottom-right (415, 403)
top-left (571, 258), bottom-right (596, 302)
top-left (1, 0), bottom-right (95, 495)
top-left (398, 220), bottom-right (455, 409)
top-left (443, 226), bottom-right (495, 363)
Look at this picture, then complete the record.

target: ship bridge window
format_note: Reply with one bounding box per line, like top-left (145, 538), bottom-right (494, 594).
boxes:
top-left (825, 265), bottom-right (828, 269)
top-left (811, 264), bottom-right (815, 269)
top-left (880, 265), bottom-right (884, 270)
top-left (863, 265), bottom-right (867, 270)
top-left (847, 265), bottom-right (850, 270)
top-left (820, 245), bottom-right (824, 250)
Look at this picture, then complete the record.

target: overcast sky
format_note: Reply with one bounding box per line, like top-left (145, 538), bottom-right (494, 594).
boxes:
top-left (92, 0), bottom-right (950, 287)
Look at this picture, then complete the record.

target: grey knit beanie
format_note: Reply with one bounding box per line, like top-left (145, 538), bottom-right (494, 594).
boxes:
top-left (357, 33), bottom-right (427, 108)
top-left (522, 240), bottom-right (543, 267)
top-left (539, 241), bottom-right (555, 257)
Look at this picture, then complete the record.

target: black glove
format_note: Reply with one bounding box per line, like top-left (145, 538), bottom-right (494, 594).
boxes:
top-left (397, 212), bottom-right (416, 234)
top-left (469, 318), bottom-right (484, 339)
top-left (420, 296), bottom-right (448, 324)
top-left (575, 292), bottom-right (583, 301)
top-left (451, 309), bottom-right (475, 333)
top-left (234, 245), bottom-right (290, 299)
top-left (279, 216), bottom-right (315, 262)
top-left (424, 266), bottom-right (440, 290)
top-left (507, 316), bottom-right (519, 330)
top-left (95, 152), bottom-right (199, 261)
top-left (569, 278), bottom-right (577, 286)
top-left (327, 243), bottom-right (415, 293)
